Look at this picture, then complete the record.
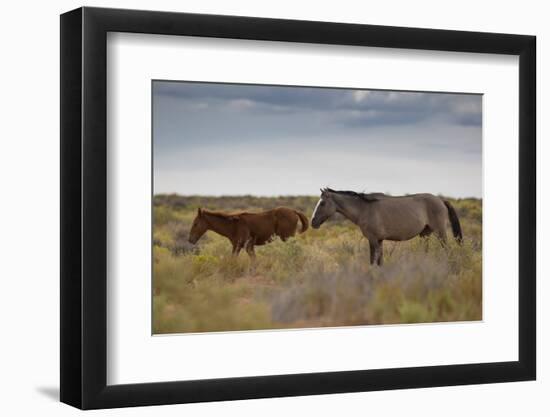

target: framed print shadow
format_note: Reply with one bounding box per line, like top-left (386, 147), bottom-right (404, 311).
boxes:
top-left (60, 6), bottom-right (536, 410)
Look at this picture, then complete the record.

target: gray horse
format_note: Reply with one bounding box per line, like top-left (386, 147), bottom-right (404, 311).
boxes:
top-left (311, 188), bottom-right (462, 265)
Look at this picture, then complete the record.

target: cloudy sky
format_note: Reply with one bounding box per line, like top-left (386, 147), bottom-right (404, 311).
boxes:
top-left (153, 81), bottom-right (482, 198)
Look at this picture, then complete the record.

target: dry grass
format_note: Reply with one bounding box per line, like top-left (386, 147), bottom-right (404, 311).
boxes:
top-left (153, 195), bottom-right (482, 334)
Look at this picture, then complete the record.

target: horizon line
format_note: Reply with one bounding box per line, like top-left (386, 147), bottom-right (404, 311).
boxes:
top-left (153, 192), bottom-right (482, 200)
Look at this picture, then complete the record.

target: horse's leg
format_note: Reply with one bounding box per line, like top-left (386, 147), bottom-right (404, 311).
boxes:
top-left (278, 228), bottom-right (291, 242)
top-left (377, 240), bottom-right (384, 266)
top-left (435, 227), bottom-right (448, 247)
top-left (419, 225), bottom-right (433, 252)
top-left (368, 240), bottom-right (376, 265)
top-left (245, 239), bottom-right (256, 261)
top-left (368, 240), bottom-right (383, 266)
top-left (232, 242), bottom-right (243, 256)
top-left (231, 236), bottom-right (247, 256)
top-left (233, 225), bottom-right (250, 256)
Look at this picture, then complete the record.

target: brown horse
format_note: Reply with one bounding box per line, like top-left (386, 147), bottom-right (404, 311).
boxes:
top-left (311, 188), bottom-right (463, 266)
top-left (188, 207), bottom-right (309, 258)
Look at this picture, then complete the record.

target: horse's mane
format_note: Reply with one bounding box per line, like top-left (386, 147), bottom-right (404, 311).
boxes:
top-left (324, 188), bottom-right (387, 202)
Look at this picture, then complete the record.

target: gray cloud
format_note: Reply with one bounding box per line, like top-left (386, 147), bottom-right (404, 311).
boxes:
top-left (154, 81), bottom-right (482, 128)
top-left (153, 81), bottom-right (482, 198)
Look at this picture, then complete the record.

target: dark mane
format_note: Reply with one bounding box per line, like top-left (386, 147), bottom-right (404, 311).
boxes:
top-left (324, 188), bottom-right (387, 202)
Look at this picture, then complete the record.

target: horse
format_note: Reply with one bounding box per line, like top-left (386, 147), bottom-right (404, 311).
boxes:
top-left (311, 188), bottom-right (462, 266)
top-left (188, 207), bottom-right (309, 259)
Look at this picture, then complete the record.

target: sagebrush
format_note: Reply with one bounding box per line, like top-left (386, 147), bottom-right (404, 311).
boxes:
top-left (153, 195), bottom-right (482, 333)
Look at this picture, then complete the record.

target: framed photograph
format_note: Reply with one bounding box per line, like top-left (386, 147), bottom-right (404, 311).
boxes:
top-left (60, 6), bottom-right (536, 409)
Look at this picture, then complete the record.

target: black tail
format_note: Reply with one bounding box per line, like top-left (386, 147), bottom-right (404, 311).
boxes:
top-left (444, 201), bottom-right (463, 244)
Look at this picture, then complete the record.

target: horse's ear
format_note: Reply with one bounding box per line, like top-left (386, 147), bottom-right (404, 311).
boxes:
top-left (197, 207), bottom-right (202, 216)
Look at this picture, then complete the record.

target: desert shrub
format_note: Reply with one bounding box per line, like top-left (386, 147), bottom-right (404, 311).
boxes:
top-left (153, 281), bottom-right (273, 333)
top-left (152, 194), bottom-right (482, 333)
top-left (153, 205), bottom-right (178, 226)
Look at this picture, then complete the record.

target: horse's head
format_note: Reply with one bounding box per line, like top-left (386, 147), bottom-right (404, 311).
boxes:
top-left (188, 208), bottom-right (209, 244)
top-left (311, 188), bottom-right (338, 229)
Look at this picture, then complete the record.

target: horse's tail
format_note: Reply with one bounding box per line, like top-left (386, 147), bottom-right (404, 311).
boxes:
top-left (295, 210), bottom-right (309, 233)
top-left (444, 200), bottom-right (463, 244)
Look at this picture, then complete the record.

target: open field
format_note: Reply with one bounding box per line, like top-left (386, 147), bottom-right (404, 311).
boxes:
top-left (153, 194), bottom-right (482, 334)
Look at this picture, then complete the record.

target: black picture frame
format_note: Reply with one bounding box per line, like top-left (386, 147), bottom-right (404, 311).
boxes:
top-left (60, 6), bottom-right (536, 410)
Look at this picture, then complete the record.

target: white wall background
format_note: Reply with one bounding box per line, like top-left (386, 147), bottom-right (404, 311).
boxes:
top-left (0, 0), bottom-right (545, 415)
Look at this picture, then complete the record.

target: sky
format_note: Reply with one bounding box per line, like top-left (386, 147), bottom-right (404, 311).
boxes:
top-left (153, 81), bottom-right (482, 198)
